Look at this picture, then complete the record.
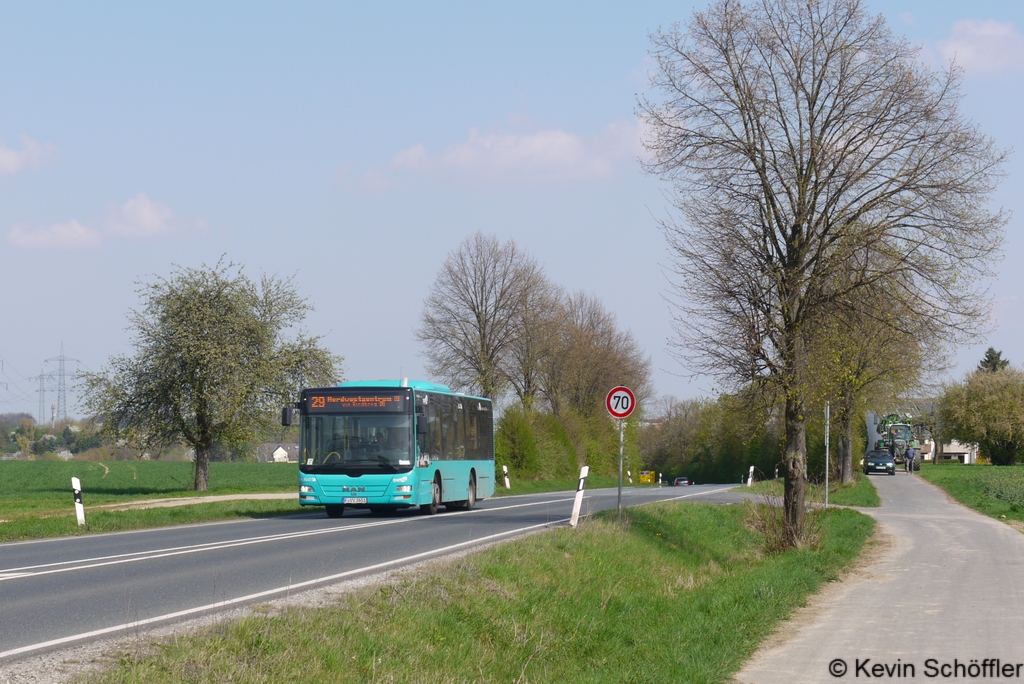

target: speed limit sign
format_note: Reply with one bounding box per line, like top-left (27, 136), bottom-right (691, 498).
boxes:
top-left (606, 386), bottom-right (636, 419)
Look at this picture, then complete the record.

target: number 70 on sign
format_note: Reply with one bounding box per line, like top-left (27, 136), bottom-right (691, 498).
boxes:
top-left (606, 386), bottom-right (636, 419)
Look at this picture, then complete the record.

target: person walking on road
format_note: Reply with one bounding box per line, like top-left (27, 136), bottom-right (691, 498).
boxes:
top-left (905, 445), bottom-right (917, 474)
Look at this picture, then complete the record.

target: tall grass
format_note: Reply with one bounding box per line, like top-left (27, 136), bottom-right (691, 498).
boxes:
top-left (87, 502), bottom-right (874, 684)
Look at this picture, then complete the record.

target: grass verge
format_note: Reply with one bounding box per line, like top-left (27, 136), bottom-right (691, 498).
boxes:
top-left (738, 470), bottom-right (880, 507)
top-left (918, 463), bottom-right (1024, 524)
top-left (85, 502), bottom-right (874, 684)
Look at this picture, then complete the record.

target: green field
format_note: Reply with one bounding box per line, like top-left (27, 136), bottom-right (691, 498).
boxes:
top-left (740, 471), bottom-right (881, 508)
top-left (919, 463), bottom-right (1024, 523)
top-left (86, 501), bottom-right (875, 684)
top-left (0, 461), bottom-right (302, 542)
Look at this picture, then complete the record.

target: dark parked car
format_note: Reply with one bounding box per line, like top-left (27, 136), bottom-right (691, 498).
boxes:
top-left (673, 477), bottom-right (691, 486)
top-left (863, 449), bottom-right (896, 476)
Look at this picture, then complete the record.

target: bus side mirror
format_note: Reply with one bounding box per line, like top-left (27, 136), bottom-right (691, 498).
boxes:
top-left (417, 419), bottom-right (428, 435)
top-left (281, 407), bottom-right (295, 426)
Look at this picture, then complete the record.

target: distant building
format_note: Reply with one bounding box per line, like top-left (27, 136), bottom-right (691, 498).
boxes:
top-left (257, 443), bottom-right (298, 463)
top-left (935, 440), bottom-right (978, 464)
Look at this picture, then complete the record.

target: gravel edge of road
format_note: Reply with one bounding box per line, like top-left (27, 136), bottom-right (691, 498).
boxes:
top-left (0, 535), bottom-right (532, 684)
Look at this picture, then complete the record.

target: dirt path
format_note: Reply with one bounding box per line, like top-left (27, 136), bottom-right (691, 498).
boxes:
top-left (92, 492), bottom-right (295, 511)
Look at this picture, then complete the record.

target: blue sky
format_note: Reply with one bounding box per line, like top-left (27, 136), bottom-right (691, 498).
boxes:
top-left (1, 0), bottom-right (1022, 420)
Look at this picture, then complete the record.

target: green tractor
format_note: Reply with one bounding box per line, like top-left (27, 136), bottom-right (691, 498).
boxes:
top-left (875, 413), bottom-right (921, 470)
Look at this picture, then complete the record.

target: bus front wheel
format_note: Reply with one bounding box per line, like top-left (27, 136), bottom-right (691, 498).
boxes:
top-left (325, 504), bottom-right (344, 518)
top-left (422, 477), bottom-right (441, 515)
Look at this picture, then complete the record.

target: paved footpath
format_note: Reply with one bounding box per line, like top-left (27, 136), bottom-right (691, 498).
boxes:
top-left (735, 471), bottom-right (1024, 683)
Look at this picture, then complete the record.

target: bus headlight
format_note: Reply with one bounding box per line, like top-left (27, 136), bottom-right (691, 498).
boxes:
top-left (394, 485), bottom-right (412, 493)
top-left (300, 485), bottom-right (315, 493)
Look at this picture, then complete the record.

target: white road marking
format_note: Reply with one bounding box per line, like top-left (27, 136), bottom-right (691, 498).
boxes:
top-left (0, 518), bottom-right (567, 660)
top-left (0, 496), bottom-right (575, 581)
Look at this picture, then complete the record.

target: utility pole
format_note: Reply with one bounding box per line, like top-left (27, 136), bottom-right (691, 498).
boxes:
top-left (56, 342), bottom-right (67, 425)
top-left (36, 371), bottom-right (46, 426)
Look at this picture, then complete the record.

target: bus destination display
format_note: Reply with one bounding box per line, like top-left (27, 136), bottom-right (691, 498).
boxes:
top-left (305, 390), bottom-right (409, 413)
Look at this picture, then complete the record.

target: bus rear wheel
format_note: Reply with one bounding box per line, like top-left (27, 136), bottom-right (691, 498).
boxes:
top-left (325, 504), bottom-right (345, 518)
top-left (447, 474), bottom-right (476, 511)
top-left (469, 474), bottom-right (477, 509)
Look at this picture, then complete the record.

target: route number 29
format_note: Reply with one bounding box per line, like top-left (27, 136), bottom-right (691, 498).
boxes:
top-left (311, 396), bottom-right (326, 409)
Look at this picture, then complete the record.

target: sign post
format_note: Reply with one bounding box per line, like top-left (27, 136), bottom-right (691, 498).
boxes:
top-left (606, 386), bottom-right (636, 520)
top-left (825, 402), bottom-right (830, 508)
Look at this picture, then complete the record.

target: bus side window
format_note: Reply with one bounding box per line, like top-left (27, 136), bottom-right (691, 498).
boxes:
top-left (465, 403), bottom-right (477, 461)
top-left (478, 402), bottom-right (494, 459)
top-left (428, 397), bottom-right (442, 460)
top-left (455, 401), bottom-right (467, 460)
top-left (440, 395), bottom-right (455, 460)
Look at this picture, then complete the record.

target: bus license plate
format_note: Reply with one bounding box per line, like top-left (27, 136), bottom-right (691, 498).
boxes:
top-left (343, 497), bottom-right (367, 504)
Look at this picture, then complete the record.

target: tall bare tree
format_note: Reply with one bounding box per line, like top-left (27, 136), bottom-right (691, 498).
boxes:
top-left (541, 291), bottom-right (652, 417)
top-left (505, 275), bottom-right (561, 410)
top-left (641, 0), bottom-right (1006, 545)
top-left (417, 233), bottom-right (543, 400)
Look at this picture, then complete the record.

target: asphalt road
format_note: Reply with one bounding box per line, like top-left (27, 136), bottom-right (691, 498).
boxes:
top-left (736, 471), bottom-right (1024, 683)
top-left (0, 483), bottom-right (738, 663)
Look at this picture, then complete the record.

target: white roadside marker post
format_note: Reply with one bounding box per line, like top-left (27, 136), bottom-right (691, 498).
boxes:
top-left (747, 465), bottom-right (755, 487)
top-left (503, 465), bottom-right (511, 489)
top-left (627, 470), bottom-right (632, 484)
top-left (570, 465), bottom-right (590, 528)
top-left (71, 477), bottom-right (86, 526)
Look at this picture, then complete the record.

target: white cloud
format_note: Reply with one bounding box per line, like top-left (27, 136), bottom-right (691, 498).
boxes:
top-left (104, 192), bottom-right (175, 238)
top-left (938, 20), bottom-right (1024, 74)
top-left (7, 220), bottom-right (100, 249)
top-left (0, 135), bottom-right (58, 175)
top-left (8, 193), bottom-right (204, 249)
top-left (348, 119), bottom-right (643, 191)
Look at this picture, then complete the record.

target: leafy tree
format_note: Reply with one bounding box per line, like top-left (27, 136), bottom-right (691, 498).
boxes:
top-left (978, 347), bottom-right (1009, 373)
top-left (81, 260), bottom-right (341, 490)
top-left (640, 0), bottom-right (1006, 545)
top-left (939, 368), bottom-right (1024, 465)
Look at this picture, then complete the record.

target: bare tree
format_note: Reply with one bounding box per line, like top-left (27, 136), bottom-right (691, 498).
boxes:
top-left (505, 275), bottom-right (562, 410)
top-left (417, 233), bottom-right (543, 400)
top-left (640, 0), bottom-right (1007, 545)
top-left (541, 291), bottom-right (652, 417)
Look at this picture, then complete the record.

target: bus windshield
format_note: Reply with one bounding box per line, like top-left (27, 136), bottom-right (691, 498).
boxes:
top-left (300, 413), bottom-right (414, 474)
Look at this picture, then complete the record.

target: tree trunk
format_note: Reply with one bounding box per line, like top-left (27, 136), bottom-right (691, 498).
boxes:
top-left (783, 395), bottom-right (807, 547)
top-left (836, 392), bottom-right (854, 484)
top-left (193, 442), bottom-right (211, 491)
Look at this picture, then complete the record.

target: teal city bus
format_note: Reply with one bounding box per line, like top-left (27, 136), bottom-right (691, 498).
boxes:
top-left (285, 380), bottom-right (495, 517)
